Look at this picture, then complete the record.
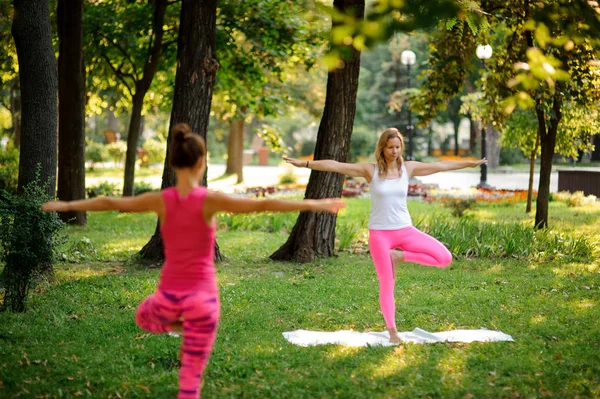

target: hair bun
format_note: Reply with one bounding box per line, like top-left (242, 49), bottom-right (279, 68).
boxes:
top-left (172, 123), bottom-right (191, 142)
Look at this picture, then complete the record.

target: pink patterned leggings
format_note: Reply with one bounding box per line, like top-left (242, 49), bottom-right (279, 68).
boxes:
top-left (136, 289), bottom-right (220, 399)
top-left (368, 226), bottom-right (452, 329)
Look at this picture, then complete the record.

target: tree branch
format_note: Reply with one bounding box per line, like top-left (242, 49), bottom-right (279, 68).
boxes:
top-left (106, 40), bottom-right (140, 82)
top-left (101, 52), bottom-right (135, 98)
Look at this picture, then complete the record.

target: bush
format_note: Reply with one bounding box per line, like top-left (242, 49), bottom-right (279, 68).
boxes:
top-left (278, 169), bottom-right (298, 185)
top-left (140, 138), bottom-right (166, 167)
top-left (106, 141), bottom-right (127, 167)
top-left (0, 178), bottom-right (64, 312)
top-left (86, 181), bottom-right (121, 198)
top-left (134, 181), bottom-right (156, 195)
top-left (440, 197), bottom-right (477, 217)
top-left (349, 128), bottom-right (377, 162)
top-left (500, 147), bottom-right (525, 165)
top-left (0, 146), bottom-right (19, 194)
top-left (85, 141), bottom-right (109, 170)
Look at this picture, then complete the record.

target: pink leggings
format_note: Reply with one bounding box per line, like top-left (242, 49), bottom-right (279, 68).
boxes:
top-left (136, 289), bottom-right (220, 399)
top-left (368, 226), bottom-right (452, 329)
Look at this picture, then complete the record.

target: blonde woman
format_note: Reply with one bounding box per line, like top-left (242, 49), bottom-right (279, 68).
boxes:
top-left (283, 127), bottom-right (486, 343)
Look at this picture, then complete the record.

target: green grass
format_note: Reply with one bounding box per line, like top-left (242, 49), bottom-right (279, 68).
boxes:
top-left (1, 199), bottom-right (600, 398)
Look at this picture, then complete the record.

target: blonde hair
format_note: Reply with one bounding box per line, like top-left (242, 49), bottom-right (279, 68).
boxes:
top-left (375, 127), bottom-right (405, 178)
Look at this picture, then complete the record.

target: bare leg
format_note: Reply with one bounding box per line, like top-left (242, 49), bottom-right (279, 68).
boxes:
top-left (387, 327), bottom-right (401, 344)
top-left (390, 249), bottom-right (404, 279)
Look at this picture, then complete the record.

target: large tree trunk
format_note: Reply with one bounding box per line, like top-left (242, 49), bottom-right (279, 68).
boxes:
top-left (270, 0), bottom-right (364, 263)
top-left (57, 0), bottom-right (87, 225)
top-left (535, 91), bottom-right (562, 229)
top-left (139, 0), bottom-right (223, 263)
top-left (122, 0), bottom-right (168, 197)
top-left (225, 116), bottom-right (245, 183)
top-left (12, 0), bottom-right (58, 197)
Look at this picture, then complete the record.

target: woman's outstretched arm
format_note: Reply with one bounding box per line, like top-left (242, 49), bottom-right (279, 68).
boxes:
top-left (41, 192), bottom-right (164, 214)
top-left (282, 156), bottom-right (373, 180)
top-left (204, 191), bottom-right (345, 220)
top-left (406, 158), bottom-right (487, 178)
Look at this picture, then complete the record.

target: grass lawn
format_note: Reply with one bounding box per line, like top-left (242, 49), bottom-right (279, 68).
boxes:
top-left (1, 199), bottom-right (599, 398)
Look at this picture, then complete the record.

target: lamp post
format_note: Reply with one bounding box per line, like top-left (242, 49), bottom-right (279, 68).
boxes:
top-left (476, 44), bottom-right (492, 189)
top-left (401, 49), bottom-right (416, 160)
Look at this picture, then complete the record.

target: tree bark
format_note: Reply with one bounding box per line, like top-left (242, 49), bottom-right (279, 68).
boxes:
top-left (12, 0), bottom-right (58, 197)
top-left (535, 90), bottom-right (562, 229)
top-left (486, 124), bottom-right (500, 168)
top-left (526, 131), bottom-right (540, 213)
top-left (225, 116), bottom-right (245, 183)
top-left (57, 0), bottom-right (87, 225)
top-left (122, 0), bottom-right (168, 197)
top-left (270, 0), bottom-right (364, 263)
top-left (139, 0), bottom-right (223, 263)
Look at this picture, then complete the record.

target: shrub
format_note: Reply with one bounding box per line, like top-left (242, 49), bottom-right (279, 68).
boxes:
top-left (106, 141), bottom-right (127, 167)
top-left (85, 140), bottom-right (109, 170)
top-left (86, 181), bottom-right (121, 198)
top-left (440, 197), bottom-right (477, 217)
top-left (0, 178), bottom-right (64, 312)
top-left (0, 145), bottom-right (19, 195)
top-left (140, 138), bottom-right (166, 167)
top-left (134, 181), bottom-right (156, 195)
top-left (278, 169), bottom-right (298, 185)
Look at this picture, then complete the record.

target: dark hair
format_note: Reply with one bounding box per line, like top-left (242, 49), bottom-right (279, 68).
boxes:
top-left (169, 123), bottom-right (206, 168)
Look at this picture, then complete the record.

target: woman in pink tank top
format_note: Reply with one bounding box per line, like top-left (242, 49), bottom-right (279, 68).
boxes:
top-left (283, 127), bottom-right (486, 344)
top-left (42, 123), bottom-right (345, 398)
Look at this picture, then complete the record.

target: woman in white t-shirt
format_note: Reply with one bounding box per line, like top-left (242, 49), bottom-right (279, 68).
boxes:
top-left (283, 127), bottom-right (486, 343)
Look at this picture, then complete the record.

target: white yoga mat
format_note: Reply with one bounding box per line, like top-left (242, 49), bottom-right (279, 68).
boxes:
top-left (283, 328), bottom-right (514, 347)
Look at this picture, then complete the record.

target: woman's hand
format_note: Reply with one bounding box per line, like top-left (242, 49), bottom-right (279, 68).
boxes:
top-left (41, 201), bottom-right (69, 212)
top-left (312, 198), bottom-right (346, 214)
top-left (282, 156), bottom-right (307, 168)
top-left (471, 158), bottom-right (488, 167)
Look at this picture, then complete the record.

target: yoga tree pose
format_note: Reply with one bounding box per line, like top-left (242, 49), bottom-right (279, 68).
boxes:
top-left (43, 123), bottom-right (345, 398)
top-left (284, 127), bottom-right (486, 343)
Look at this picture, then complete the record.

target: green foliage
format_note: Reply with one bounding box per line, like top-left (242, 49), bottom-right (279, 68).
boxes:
top-left (134, 181), bottom-right (156, 196)
top-left (439, 197), bottom-right (477, 217)
top-left (140, 138), bottom-right (166, 167)
top-left (85, 140), bottom-right (109, 169)
top-left (278, 170), bottom-right (298, 185)
top-left (349, 127), bottom-right (377, 162)
top-left (86, 181), bottom-right (121, 198)
top-left (552, 191), bottom-right (597, 207)
top-left (499, 147), bottom-right (525, 165)
top-left (0, 178), bottom-right (64, 312)
top-left (0, 145), bottom-right (18, 194)
top-left (106, 141), bottom-right (126, 167)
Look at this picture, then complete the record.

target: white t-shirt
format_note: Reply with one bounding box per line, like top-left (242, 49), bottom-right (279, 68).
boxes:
top-left (368, 164), bottom-right (412, 230)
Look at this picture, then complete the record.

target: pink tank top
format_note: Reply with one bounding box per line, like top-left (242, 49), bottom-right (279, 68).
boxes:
top-left (158, 186), bottom-right (217, 292)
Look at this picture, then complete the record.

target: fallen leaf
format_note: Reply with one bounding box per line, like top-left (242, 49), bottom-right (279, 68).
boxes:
top-left (136, 385), bottom-right (150, 393)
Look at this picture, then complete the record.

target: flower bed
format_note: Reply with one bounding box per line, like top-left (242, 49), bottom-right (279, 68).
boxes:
top-left (425, 187), bottom-right (534, 204)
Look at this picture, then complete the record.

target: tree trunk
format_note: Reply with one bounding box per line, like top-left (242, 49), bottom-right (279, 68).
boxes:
top-left (57, 0), bottom-right (87, 225)
top-left (526, 131), bottom-right (540, 213)
top-left (10, 80), bottom-right (21, 149)
top-left (225, 116), bottom-right (244, 183)
top-left (12, 0), bottom-right (58, 197)
top-left (535, 91), bottom-right (562, 229)
top-left (270, 0), bottom-right (364, 263)
top-left (468, 116), bottom-right (477, 154)
top-left (486, 124), bottom-right (500, 169)
top-left (122, 0), bottom-right (168, 197)
top-left (139, 0), bottom-right (223, 263)
top-left (453, 119), bottom-right (460, 155)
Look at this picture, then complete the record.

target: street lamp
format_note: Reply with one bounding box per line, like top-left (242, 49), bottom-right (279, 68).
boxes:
top-left (476, 44), bottom-right (492, 189)
top-left (401, 49), bottom-right (416, 160)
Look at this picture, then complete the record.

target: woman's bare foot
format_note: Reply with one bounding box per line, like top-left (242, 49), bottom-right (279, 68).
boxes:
top-left (388, 328), bottom-right (401, 344)
top-left (390, 249), bottom-right (404, 279)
